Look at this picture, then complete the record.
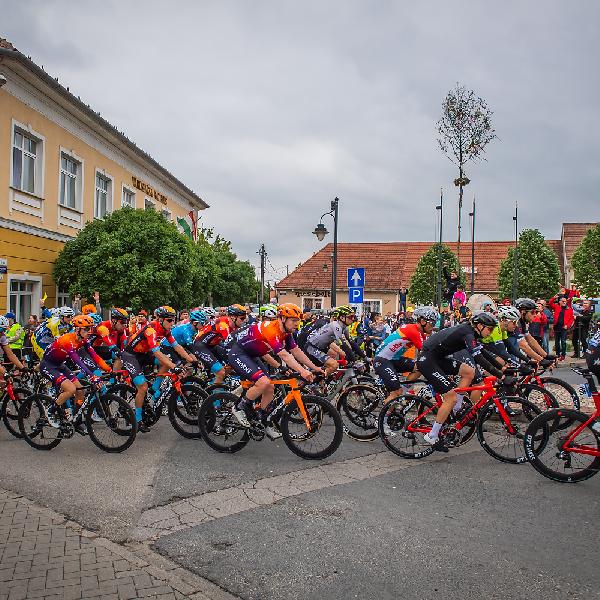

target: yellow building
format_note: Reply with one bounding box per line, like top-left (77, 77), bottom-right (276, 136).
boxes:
top-left (0, 38), bottom-right (208, 321)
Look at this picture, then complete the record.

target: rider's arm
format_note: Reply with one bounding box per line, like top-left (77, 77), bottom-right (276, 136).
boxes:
top-left (262, 353), bottom-right (280, 368)
top-left (277, 348), bottom-right (311, 377)
top-left (289, 346), bottom-right (321, 371)
top-left (518, 337), bottom-right (544, 361)
top-left (328, 341), bottom-right (346, 357)
top-left (83, 341), bottom-right (111, 373)
top-left (525, 333), bottom-right (546, 358)
top-left (1, 344), bottom-right (24, 370)
top-left (153, 349), bottom-right (176, 370)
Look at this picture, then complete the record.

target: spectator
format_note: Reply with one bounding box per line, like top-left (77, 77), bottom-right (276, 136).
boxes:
top-left (178, 310), bottom-right (190, 325)
top-left (443, 266), bottom-right (460, 304)
top-left (529, 302), bottom-right (548, 348)
top-left (572, 299), bottom-right (593, 358)
top-left (218, 307), bottom-right (227, 317)
top-left (548, 294), bottom-right (575, 361)
top-left (23, 314), bottom-right (38, 365)
top-left (395, 311), bottom-right (406, 328)
top-left (72, 293), bottom-right (82, 314)
top-left (452, 285), bottom-right (467, 307)
top-left (538, 298), bottom-right (553, 352)
top-left (4, 312), bottom-right (25, 362)
top-left (398, 287), bottom-right (408, 312)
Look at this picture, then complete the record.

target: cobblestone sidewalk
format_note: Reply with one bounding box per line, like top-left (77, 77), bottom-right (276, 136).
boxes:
top-left (0, 490), bottom-right (236, 600)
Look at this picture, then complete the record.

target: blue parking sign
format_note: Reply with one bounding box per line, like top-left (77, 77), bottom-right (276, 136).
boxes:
top-left (348, 287), bottom-right (364, 303)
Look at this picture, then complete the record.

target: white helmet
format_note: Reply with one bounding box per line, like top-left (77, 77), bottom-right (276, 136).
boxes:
top-left (0, 316), bottom-right (9, 330)
top-left (59, 306), bottom-right (75, 317)
top-left (497, 305), bottom-right (521, 322)
top-left (413, 306), bottom-right (439, 323)
top-left (49, 307), bottom-right (61, 317)
top-left (203, 307), bottom-right (217, 318)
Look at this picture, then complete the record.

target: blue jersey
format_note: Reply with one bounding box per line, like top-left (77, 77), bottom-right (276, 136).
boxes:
top-left (161, 323), bottom-right (194, 349)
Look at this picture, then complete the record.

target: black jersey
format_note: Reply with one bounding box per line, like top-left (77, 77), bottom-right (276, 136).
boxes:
top-left (422, 322), bottom-right (481, 358)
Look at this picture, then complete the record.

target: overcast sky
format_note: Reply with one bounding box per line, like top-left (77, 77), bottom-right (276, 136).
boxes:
top-left (3, 1), bottom-right (599, 283)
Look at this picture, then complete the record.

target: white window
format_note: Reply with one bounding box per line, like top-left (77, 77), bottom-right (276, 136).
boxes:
top-left (95, 172), bottom-right (112, 219)
top-left (59, 153), bottom-right (81, 209)
top-left (363, 299), bottom-right (382, 315)
top-left (56, 287), bottom-right (71, 307)
top-left (144, 197), bottom-right (155, 211)
top-left (161, 208), bottom-right (172, 221)
top-left (12, 127), bottom-right (44, 196)
top-left (8, 277), bottom-right (42, 325)
top-left (302, 297), bottom-right (323, 311)
top-left (122, 186), bottom-right (136, 208)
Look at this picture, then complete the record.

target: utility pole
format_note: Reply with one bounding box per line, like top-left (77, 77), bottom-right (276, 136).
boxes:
top-left (469, 196), bottom-right (476, 295)
top-left (258, 244), bottom-right (266, 308)
top-left (512, 202), bottom-right (519, 302)
top-left (436, 188), bottom-right (444, 309)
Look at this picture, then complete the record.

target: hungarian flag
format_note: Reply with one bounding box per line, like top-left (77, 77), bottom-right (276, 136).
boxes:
top-left (177, 210), bottom-right (198, 241)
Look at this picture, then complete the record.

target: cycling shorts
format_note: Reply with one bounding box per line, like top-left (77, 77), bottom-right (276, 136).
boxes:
top-left (451, 350), bottom-right (483, 384)
top-left (39, 359), bottom-right (78, 387)
top-left (193, 341), bottom-right (225, 374)
top-left (373, 357), bottom-right (415, 392)
top-left (416, 352), bottom-right (461, 394)
top-left (304, 344), bottom-right (327, 367)
top-left (121, 351), bottom-right (154, 386)
top-left (228, 343), bottom-right (268, 382)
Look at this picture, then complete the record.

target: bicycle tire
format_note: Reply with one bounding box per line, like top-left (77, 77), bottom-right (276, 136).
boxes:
top-left (538, 376), bottom-right (581, 410)
top-left (197, 392), bottom-right (249, 453)
top-left (168, 383), bottom-right (205, 439)
top-left (517, 383), bottom-right (559, 414)
top-left (524, 409), bottom-right (600, 483)
top-left (84, 394), bottom-right (137, 453)
top-left (336, 384), bottom-right (382, 441)
top-left (18, 394), bottom-right (62, 451)
top-left (476, 396), bottom-right (541, 464)
top-left (2, 387), bottom-right (31, 439)
top-left (378, 395), bottom-right (436, 459)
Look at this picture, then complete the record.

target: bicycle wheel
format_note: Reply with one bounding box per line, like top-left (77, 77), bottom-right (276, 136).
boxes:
top-left (538, 377), bottom-right (581, 410)
top-left (524, 409), bottom-right (600, 483)
top-left (2, 387), bottom-right (31, 439)
top-left (85, 394), bottom-right (137, 453)
top-left (517, 383), bottom-right (558, 414)
top-left (378, 395), bottom-right (436, 459)
top-left (168, 383), bottom-right (206, 439)
top-left (476, 396), bottom-right (541, 464)
top-left (336, 384), bottom-right (382, 441)
top-left (107, 383), bottom-right (136, 406)
top-left (280, 395), bottom-right (343, 460)
top-left (197, 392), bottom-right (249, 453)
top-left (18, 394), bottom-right (62, 451)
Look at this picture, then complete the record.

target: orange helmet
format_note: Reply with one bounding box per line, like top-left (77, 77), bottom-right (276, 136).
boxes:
top-left (81, 304), bottom-right (97, 315)
top-left (277, 303), bottom-right (302, 319)
top-left (110, 307), bottom-right (129, 321)
top-left (227, 304), bottom-right (247, 317)
top-left (72, 315), bottom-right (95, 328)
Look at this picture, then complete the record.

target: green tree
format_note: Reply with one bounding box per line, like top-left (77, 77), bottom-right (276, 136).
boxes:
top-left (497, 229), bottom-right (560, 300)
top-left (54, 207), bottom-right (217, 310)
top-left (409, 244), bottom-right (463, 304)
top-left (571, 224), bottom-right (600, 296)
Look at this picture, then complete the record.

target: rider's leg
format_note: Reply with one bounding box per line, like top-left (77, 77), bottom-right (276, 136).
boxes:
top-left (246, 376), bottom-right (275, 410)
top-left (56, 379), bottom-right (77, 406)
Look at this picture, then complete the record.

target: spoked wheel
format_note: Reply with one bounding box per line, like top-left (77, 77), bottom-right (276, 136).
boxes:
top-left (524, 409), bottom-right (600, 483)
top-left (2, 387), bottom-right (31, 439)
top-left (538, 377), bottom-right (581, 410)
top-left (168, 383), bottom-right (206, 439)
top-left (476, 396), bottom-right (541, 464)
top-left (85, 394), bottom-right (137, 453)
top-left (517, 384), bottom-right (558, 415)
top-left (198, 392), bottom-right (249, 453)
top-left (378, 395), bottom-right (436, 459)
top-left (336, 384), bottom-right (382, 441)
top-left (280, 395), bottom-right (343, 460)
top-left (18, 394), bottom-right (62, 451)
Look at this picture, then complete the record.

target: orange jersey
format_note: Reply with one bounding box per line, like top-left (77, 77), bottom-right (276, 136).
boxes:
top-left (195, 317), bottom-right (232, 347)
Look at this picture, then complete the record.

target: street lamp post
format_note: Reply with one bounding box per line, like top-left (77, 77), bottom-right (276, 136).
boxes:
top-left (468, 196), bottom-right (476, 295)
top-left (313, 197), bottom-right (339, 306)
top-left (512, 202), bottom-right (519, 302)
top-left (436, 189), bottom-right (444, 308)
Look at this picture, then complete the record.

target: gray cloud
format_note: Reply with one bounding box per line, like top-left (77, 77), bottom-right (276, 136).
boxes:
top-left (3, 0), bottom-right (599, 282)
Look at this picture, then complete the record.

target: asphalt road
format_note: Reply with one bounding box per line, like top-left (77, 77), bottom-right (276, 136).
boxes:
top-left (0, 364), bottom-right (598, 599)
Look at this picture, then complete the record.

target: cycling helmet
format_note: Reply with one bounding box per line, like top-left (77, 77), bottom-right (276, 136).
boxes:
top-left (89, 313), bottom-right (103, 325)
top-left (413, 306), bottom-right (439, 323)
top-left (72, 315), bottom-right (94, 328)
top-left (49, 307), bottom-right (61, 317)
top-left (203, 307), bottom-right (217, 318)
top-left (59, 306), bottom-right (75, 318)
top-left (329, 307), bottom-right (340, 317)
top-left (81, 304), bottom-right (97, 315)
top-left (110, 307), bottom-right (129, 321)
top-left (189, 309), bottom-right (207, 324)
top-left (155, 306), bottom-right (177, 319)
top-left (259, 304), bottom-right (278, 318)
top-left (5, 312), bottom-right (16, 320)
top-left (0, 316), bottom-right (9, 331)
top-left (336, 305), bottom-right (355, 317)
top-left (497, 305), bottom-right (521, 322)
top-left (515, 298), bottom-right (536, 311)
top-left (227, 304), bottom-right (247, 317)
top-left (471, 312), bottom-right (498, 328)
top-left (277, 303), bottom-right (303, 319)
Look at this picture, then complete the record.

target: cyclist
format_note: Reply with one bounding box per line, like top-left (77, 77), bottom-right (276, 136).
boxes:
top-left (193, 304), bottom-right (248, 385)
top-left (585, 325), bottom-right (600, 381)
top-left (508, 298), bottom-right (549, 362)
top-left (228, 303), bottom-right (322, 439)
top-left (374, 306), bottom-right (438, 405)
top-left (92, 308), bottom-right (130, 370)
top-left (417, 312), bottom-right (504, 449)
top-left (259, 304), bottom-right (278, 322)
top-left (160, 309), bottom-right (206, 365)
top-left (0, 315), bottom-right (25, 385)
top-left (481, 305), bottom-right (523, 366)
top-left (31, 306), bottom-right (75, 359)
top-left (202, 307), bottom-right (218, 323)
top-left (121, 306), bottom-right (188, 432)
top-left (40, 315), bottom-right (111, 428)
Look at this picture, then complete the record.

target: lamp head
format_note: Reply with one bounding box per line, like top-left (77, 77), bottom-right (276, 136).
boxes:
top-left (313, 223), bottom-right (328, 241)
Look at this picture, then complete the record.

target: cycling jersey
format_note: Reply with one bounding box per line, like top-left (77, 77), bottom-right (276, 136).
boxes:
top-left (481, 325), bottom-right (507, 344)
top-left (161, 322), bottom-right (196, 348)
top-left (235, 320), bottom-right (297, 357)
top-left (375, 324), bottom-right (423, 361)
top-left (307, 321), bottom-right (345, 350)
top-left (0, 333), bottom-right (8, 347)
top-left (94, 321), bottom-right (127, 351)
top-left (195, 317), bottom-right (232, 347)
top-left (124, 321), bottom-right (177, 354)
top-left (32, 317), bottom-right (72, 358)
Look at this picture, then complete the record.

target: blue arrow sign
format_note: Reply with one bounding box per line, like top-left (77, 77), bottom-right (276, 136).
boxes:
top-left (347, 268), bottom-right (365, 288)
top-left (349, 287), bottom-right (364, 304)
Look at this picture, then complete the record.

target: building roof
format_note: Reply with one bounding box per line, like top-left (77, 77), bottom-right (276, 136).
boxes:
top-left (277, 239), bottom-right (564, 294)
top-left (561, 223), bottom-right (597, 267)
top-left (0, 37), bottom-right (208, 210)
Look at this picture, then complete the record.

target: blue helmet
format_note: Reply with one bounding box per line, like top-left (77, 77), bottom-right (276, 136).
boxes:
top-left (189, 309), bottom-right (207, 324)
top-left (89, 313), bottom-right (103, 325)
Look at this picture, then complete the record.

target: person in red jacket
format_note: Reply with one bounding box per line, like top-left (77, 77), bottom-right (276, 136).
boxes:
top-left (548, 294), bottom-right (575, 360)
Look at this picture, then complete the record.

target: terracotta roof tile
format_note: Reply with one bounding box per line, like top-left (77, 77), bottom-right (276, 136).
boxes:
top-left (277, 240), bottom-right (564, 294)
